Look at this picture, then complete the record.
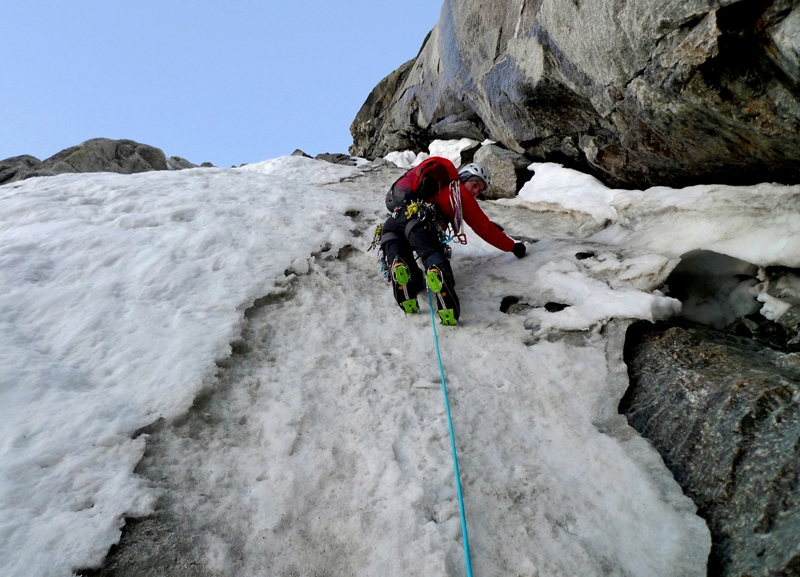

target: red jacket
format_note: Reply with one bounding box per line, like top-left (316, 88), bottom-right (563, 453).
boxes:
top-left (395, 157), bottom-right (515, 252)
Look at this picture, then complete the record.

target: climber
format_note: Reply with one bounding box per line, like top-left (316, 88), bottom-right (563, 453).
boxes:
top-left (379, 156), bottom-right (526, 325)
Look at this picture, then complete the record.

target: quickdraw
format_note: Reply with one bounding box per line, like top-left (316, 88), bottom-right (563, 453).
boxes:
top-left (367, 223), bottom-right (383, 252)
top-left (443, 231), bottom-right (468, 246)
top-left (368, 224), bottom-right (391, 282)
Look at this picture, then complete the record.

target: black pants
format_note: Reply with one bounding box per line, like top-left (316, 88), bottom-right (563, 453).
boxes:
top-left (380, 211), bottom-right (455, 297)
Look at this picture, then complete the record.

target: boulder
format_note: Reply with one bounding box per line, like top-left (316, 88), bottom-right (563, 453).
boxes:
top-left (777, 305), bottom-right (800, 348)
top-left (473, 144), bottom-right (532, 199)
top-left (166, 156), bottom-right (197, 170)
top-left (350, 0), bottom-right (800, 189)
top-left (0, 155), bottom-right (42, 185)
top-left (622, 321), bottom-right (800, 577)
top-left (314, 153), bottom-right (357, 166)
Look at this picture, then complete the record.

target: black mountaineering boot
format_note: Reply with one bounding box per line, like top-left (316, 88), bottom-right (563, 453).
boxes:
top-left (425, 265), bottom-right (460, 325)
top-left (391, 258), bottom-right (419, 314)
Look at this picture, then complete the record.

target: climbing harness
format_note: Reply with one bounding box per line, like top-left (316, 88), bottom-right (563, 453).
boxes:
top-left (407, 199), bottom-right (467, 249)
top-left (369, 198), bottom-right (466, 282)
top-left (427, 290), bottom-right (473, 577)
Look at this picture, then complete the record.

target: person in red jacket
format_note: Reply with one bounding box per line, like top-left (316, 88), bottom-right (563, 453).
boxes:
top-left (380, 157), bottom-right (526, 325)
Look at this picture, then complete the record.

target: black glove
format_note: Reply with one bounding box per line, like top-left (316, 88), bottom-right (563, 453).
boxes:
top-left (512, 242), bottom-right (526, 258)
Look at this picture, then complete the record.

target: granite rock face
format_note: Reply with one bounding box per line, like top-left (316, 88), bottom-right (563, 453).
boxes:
top-left (621, 321), bottom-right (800, 577)
top-left (350, 58), bottom-right (426, 157)
top-left (350, 0), bottom-right (800, 189)
top-left (0, 139), bottom-right (198, 184)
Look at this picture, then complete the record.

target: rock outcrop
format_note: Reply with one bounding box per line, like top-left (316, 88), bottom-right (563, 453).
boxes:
top-left (291, 149), bottom-right (358, 166)
top-left (166, 156), bottom-right (198, 171)
top-left (621, 320), bottom-right (800, 577)
top-left (0, 155), bottom-right (43, 185)
top-left (314, 152), bottom-right (358, 166)
top-left (0, 138), bottom-right (199, 185)
top-left (624, 255), bottom-right (800, 576)
top-left (350, 0), bottom-right (800, 189)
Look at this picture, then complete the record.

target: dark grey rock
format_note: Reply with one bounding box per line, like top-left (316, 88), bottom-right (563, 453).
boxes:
top-left (349, 57), bottom-right (427, 158)
top-left (350, 0), bottom-right (800, 189)
top-left (429, 112), bottom-right (488, 142)
top-left (291, 149), bottom-right (313, 158)
top-left (314, 153), bottom-right (357, 166)
top-left (43, 138), bottom-right (168, 175)
top-left (765, 2), bottom-right (800, 85)
top-left (621, 321), bottom-right (800, 577)
top-left (3, 139), bottom-right (157, 182)
top-left (726, 312), bottom-right (800, 353)
top-left (777, 306), bottom-right (800, 349)
top-left (166, 156), bottom-right (197, 170)
top-left (0, 139), bottom-right (203, 183)
top-left (0, 155), bottom-right (42, 185)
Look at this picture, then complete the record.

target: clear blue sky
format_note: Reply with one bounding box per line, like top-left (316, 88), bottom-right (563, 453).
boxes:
top-left (1, 1), bottom-right (442, 167)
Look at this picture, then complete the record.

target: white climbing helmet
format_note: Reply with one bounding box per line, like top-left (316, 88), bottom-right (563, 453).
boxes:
top-left (458, 162), bottom-right (492, 188)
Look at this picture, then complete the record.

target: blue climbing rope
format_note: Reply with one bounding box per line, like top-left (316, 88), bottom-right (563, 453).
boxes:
top-left (427, 289), bottom-right (474, 577)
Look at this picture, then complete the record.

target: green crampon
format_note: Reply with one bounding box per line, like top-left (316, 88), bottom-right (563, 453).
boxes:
top-left (438, 309), bottom-right (457, 326)
top-left (392, 261), bottom-right (419, 315)
top-left (425, 269), bottom-right (443, 293)
top-left (393, 263), bottom-right (412, 287)
top-left (426, 268), bottom-right (457, 326)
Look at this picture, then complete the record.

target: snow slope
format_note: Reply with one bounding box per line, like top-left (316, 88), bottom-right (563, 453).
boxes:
top-left (0, 161), bottom-right (359, 574)
top-left (1, 155), bottom-right (797, 576)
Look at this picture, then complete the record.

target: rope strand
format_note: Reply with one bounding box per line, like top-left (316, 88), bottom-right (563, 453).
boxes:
top-left (427, 289), bottom-right (474, 577)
